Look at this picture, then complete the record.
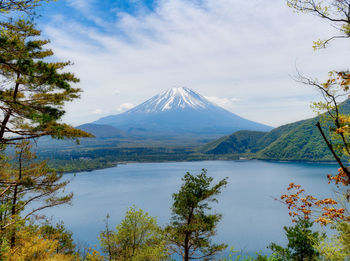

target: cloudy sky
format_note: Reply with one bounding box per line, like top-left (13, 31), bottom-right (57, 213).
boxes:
top-left (36, 0), bottom-right (350, 127)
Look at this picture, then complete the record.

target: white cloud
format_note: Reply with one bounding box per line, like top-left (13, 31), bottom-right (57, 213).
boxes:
top-left (205, 96), bottom-right (241, 110)
top-left (48, 0), bottom-right (350, 127)
top-left (66, 0), bottom-right (93, 12)
top-left (92, 109), bottom-right (103, 114)
top-left (114, 89), bottom-right (121, 95)
top-left (117, 103), bottom-right (134, 112)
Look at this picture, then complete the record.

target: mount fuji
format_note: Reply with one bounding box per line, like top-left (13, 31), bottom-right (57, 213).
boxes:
top-left (93, 87), bottom-right (272, 138)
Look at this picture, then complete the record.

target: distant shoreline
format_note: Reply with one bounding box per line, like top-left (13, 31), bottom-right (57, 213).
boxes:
top-left (60, 157), bottom-right (339, 174)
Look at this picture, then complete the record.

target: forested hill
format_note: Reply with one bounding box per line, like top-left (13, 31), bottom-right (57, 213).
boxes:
top-left (200, 130), bottom-right (267, 154)
top-left (201, 100), bottom-right (350, 161)
top-left (256, 116), bottom-right (330, 161)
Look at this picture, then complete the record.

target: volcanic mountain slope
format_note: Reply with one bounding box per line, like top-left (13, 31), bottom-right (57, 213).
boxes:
top-left (94, 87), bottom-right (272, 138)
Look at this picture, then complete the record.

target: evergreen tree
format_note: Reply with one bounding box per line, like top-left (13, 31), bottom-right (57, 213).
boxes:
top-left (269, 218), bottom-right (321, 261)
top-left (0, 1), bottom-right (92, 259)
top-left (166, 169), bottom-right (227, 261)
top-left (0, 19), bottom-right (91, 145)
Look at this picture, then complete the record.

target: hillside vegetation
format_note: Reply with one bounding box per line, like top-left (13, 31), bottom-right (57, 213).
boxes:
top-left (203, 100), bottom-right (350, 161)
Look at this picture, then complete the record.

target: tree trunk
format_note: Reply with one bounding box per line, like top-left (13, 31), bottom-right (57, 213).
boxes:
top-left (10, 147), bottom-right (22, 248)
top-left (184, 233), bottom-right (189, 261)
top-left (0, 74), bottom-right (20, 141)
top-left (184, 206), bottom-right (194, 261)
top-left (10, 183), bottom-right (18, 248)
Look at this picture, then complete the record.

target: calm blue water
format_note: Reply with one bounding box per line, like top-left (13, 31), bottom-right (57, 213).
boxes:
top-left (42, 160), bottom-right (338, 256)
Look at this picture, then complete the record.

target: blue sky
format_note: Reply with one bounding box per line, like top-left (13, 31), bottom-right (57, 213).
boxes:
top-left (38, 0), bottom-right (157, 29)
top-left (32, 0), bottom-right (350, 127)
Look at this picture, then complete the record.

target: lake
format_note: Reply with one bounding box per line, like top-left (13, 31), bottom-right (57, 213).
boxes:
top-left (42, 160), bottom-right (338, 257)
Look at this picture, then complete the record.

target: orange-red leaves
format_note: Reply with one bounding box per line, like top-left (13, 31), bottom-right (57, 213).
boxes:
top-left (280, 183), bottom-right (348, 225)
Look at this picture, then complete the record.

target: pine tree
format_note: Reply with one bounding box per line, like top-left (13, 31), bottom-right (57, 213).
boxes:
top-left (166, 169), bottom-right (227, 261)
top-left (269, 218), bottom-right (321, 261)
top-left (0, 19), bottom-right (91, 145)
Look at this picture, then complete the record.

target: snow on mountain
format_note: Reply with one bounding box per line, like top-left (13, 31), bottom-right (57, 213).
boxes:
top-left (94, 87), bottom-right (273, 137)
top-left (127, 87), bottom-right (213, 113)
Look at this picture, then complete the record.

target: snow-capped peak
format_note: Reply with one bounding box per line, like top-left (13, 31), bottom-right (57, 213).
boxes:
top-left (126, 87), bottom-right (215, 113)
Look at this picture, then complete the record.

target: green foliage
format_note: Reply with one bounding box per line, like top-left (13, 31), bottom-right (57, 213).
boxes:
top-left (199, 101), bottom-right (350, 162)
top-left (221, 247), bottom-right (283, 261)
top-left (201, 117), bottom-right (329, 162)
top-left (254, 254), bottom-right (283, 261)
top-left (269, 219), bottom-right (321, 261)
top-left (197, 100), bottom-right (350, 162)
top-left (166, 169), bottom-right (227, 261)
top-left (317, 222), bottom-right (350, 260)
top-left (256, 116), bottom-right (330, 161)
top-left (38, 145), bottom-right (239, 173)
top-left (240, 100), bottom-right (350, 161)
top-left (86, 248), bottom-right (107, 261)
top-left (99, 207), bottom-right (169, 261)
top-left (200, 130), bottom-right (267, 154)
top-left (0, 19), bottom-right (92, 144)
top-left (39, 221), bottom-right (76, 255)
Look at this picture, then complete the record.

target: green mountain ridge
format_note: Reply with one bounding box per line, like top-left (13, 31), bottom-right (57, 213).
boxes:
top-left (256, 117), bottom-right (330, 161)
top-left (203, 100), bottom-right (350, 161)
top-left (200, 130), bottom-right (267, 154)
